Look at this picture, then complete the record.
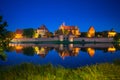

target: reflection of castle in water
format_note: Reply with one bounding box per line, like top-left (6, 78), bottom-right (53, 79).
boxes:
top-left (34, 46), bottom-right (51, 58)
top-left (9, 43), bottom-right (117, 59)
top-left (55, 44), bottom-right (80, 59)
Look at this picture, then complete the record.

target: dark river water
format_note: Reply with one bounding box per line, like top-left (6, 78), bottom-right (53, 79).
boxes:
top-left (0, 43), bottom-right (120, 68)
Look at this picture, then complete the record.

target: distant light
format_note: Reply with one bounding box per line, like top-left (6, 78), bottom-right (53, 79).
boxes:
top-left (108, 47), bottom-right (116, 52)
top-left (87, 48), bottom-right (95, 57)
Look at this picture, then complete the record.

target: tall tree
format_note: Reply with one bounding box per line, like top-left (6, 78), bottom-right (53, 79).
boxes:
top-left (0, 16), bottom-right (8, 47)
top-left (0, 16), bottom-right (10, 61)
top-left (23, 28), bottom-right (35, 38)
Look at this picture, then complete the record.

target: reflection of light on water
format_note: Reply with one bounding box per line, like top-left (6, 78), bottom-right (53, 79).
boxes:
top-left (15, 46), bottom-right (23, 50)
top-left (61, 51), bottom-right (69, 60)
top-left (15, 45), bottom-right (23, 53)
top-left (40, 47), bottom-right (45, 52)
top-left (59, 44), bottom-right (63, 50)
top-left (108, 46), bottom-right (116, 52)
top-left (87, 48), bottom-right (95, 57)
top-left (34, 47), bottom-right (45, 55)
top-left (34, 46), bottom-right (39, 54)
top-left (73, 48), bottom-right (80, 56)
top-left (75, 48), bottom-right (80, 53)
top-left (69, 44), bottom-right (73, 50)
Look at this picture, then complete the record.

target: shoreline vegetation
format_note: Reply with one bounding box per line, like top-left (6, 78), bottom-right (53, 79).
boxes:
top-left (0, 62), bottom-right (120, 80)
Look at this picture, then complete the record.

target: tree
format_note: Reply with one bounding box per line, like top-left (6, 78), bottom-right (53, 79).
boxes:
top-left (0, 49), bottom-right (7, 61)
top-left (63, 30), bottom-right (69, 35)
top-left (23, 28), bottom-right (35, 38)
top-left (95, 32), bottom-right (103, 37)
top-left (114, 33), bottom-right (120, 41)
top-left (101, 31), bottom-right (108, 37)
top-left (45, 32), bottom-right (53, 37)
top-left (23, 47), bottom-right (35, 56)
top-left (0, 16), bottom-right (9, 47)
top-left (80, 32), bottom-right (87, 37)
top-left (54, 30), bottom-right (63, 36)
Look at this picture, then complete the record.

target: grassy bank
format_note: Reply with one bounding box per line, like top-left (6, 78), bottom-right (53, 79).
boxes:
top-left (0, 62), bottom-right (120, 80)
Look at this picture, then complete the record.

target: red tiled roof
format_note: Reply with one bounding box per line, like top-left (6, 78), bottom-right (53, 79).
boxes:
top-left (15, 29), bottom-right (23, 34)
top-left (61, 25), bottom-right (76, 30)
top-left (88, 26), bottom-right (95, 31)
top-left (38, 25), bottom-right (49, 31)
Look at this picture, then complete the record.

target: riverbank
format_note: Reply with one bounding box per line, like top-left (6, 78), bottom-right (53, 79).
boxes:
top-left (0, 62), bottom-right (120, 80)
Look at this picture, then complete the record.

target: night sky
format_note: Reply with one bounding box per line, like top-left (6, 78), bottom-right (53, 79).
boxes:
top-left (0, 0), bottom-right (120, 32)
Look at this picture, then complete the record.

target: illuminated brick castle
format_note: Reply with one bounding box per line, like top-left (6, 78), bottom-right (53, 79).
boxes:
top-left (59, 23), bottom-right (81, 37)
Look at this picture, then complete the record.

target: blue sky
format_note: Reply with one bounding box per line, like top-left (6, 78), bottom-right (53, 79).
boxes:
top-left (0, 0), bottom-right (120, 32)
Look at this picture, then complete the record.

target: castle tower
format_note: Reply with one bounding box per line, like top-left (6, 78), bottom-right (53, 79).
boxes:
top-left (87, 26), bottom-right (95, 37)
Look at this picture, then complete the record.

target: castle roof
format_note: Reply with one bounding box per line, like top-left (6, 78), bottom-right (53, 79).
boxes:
top-left (15, 29), bottom-right (23, 34)
top-left (60, 23), bottom-right (78, 30)
top-left (38, 25), bottom-right (49, 31)
top-left (88, 26), bottom-right (95, 32)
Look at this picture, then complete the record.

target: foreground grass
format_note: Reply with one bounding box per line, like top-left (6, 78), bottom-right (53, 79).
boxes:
top-left (0, 63), bottom-right (120, 80)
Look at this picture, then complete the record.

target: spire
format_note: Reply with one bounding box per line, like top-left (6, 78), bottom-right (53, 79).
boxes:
top-left (62, 22), bottom-right (65, 26)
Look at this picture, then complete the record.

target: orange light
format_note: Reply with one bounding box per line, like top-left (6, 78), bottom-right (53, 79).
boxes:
top-left (87, 48), bottom-right (95, 57)
top-left (87, 26), bottom-right (95, 37)
top-left (61, 52), bottom-right (69, 60)
top-left (15, 46), bottom-right (23, 50)
top-left (108, 32), bottom-right (116, 37)
top-left (15, 45), bottom-right (23, 53)
top-left (108, 47), bottom-right (116, 52)
top-left (15, 34), bottom-right (23, 38)
top-left (34, 46), bottom-right (39, 54)
top-left (74, 48), bottom-right (80, 54)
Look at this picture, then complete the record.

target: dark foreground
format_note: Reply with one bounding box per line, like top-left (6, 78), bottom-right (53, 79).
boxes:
top-left (0, 61), bottom-right (120, 80)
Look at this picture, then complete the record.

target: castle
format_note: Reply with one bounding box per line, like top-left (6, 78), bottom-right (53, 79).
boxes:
top-left (14, 23), bottom-right (117, 40)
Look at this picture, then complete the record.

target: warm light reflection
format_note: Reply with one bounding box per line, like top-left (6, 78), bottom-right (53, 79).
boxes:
top-left (34, 47), bottom-right (45, 55)
top-left (69, 44), bottom-right (73, 50)
top-left (15, 46), bottom-right (23, 50)
top-left (60, 51), bottom-right (69, 60)
top-left (15, 45), bottom-right (23, 53)
top-left (59, 44), bottom-right (63, 50)
top-left (34, 46), bottom-right (39, 54)
top-left (87, 48), bottom-right (95, 57)
top-left (73, 48), bottom-right (80, 56)
top-left (8, 43), bottom-right (118, 60)
top-left (108, 46), bottom-right (116, 52)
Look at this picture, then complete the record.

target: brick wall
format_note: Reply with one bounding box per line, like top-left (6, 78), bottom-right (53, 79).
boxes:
top-left (11, 37), bottom-right (114, 42)
top-left (74, 37), bottom-right (113, 42)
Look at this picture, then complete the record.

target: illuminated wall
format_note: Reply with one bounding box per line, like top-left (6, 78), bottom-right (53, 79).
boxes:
top-left (59, 23), bottom-right (81, 37)
top-left (108, 31), bottom-right (116, 37)
top-left (34, 25), bottom-right (49, 38)
top-left (15, 29), bottom-right (23, 39)
top-left (87, 26), bottom-right (95, 37)
top-left (15, 34), bottom-right (23, 39)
